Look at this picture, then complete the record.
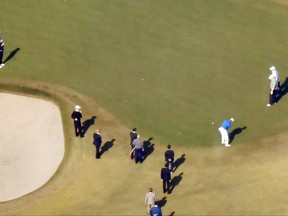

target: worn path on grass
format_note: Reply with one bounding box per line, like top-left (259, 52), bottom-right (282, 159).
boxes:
top-left (0, 81), bottom-right (288, 215)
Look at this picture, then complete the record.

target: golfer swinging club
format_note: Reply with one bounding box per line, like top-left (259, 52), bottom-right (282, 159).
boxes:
top-left (218, 118), bottom-right (234, 147)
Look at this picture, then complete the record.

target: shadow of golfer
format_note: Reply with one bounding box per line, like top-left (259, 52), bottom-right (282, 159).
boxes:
top-left (142, 137), bottom-right (154, 162)
top-left (170, 172), bottom-right (183, 193)
top-left (168, 211), bottom-right (176, 216)
top-left (82, 116), bottom-right (96, 135)
top-left (155, 196), bottom-right (167, 208)
top-left (100, 139), bottom-right (115, 157)
top-left (3, 48), bottom-right (20, 63)
top-left (276, 77), bottom-right (288, 103)
top-left (229, 126), bottom-right (247, 144)
top-left (173, 154), bottom-right (185, 173)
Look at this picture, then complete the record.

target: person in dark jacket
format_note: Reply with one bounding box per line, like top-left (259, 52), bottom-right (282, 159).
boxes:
top-left (71, 105), bottom-right (83, 137)
top-left (161, 163), bottom-right (171, 194)
top-left (0, 37), bottom-right (5, 68)
top-left (164, 144), bottom-right (174, 173)
top-left (129, 128), bottom-right (137, 159)
top-left (93, 129), bottom-right (102, 159)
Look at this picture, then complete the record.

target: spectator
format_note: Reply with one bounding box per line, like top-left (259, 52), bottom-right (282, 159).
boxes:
top-left (71, 105), bottom-right (83, 137)
top-left (150, 205), bottom-right (162, 216)
top-left (132, 134), bottom-right (144, 164)
top-left (93, 129), bottom-right (102, 159)
top-left (161, 163), bottom-right (171, 194)
top-left (164, 145), bottom-right (174, 173)
top-left (129, 128), bottom-right (137, 159)
top-left (145, 188), bottom-right (157, 214)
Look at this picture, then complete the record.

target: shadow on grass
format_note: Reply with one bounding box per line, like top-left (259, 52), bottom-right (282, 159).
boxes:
top-left (142, 137), bottom-right (154, 162)
top-left (229, 126), bottom-right (247, 144)
top-left (173, 154), bottom-right (185, 173)
top-left (155, 196), bottom-right (167, 208)
top-left (276, 77), bottom-right (288, 103)
top-left (3, 48), bottom-right (20, 63)
top-left (170, 172), bottom-right (183, 193)
top-left (168, 211), bottom-right (175, 216)
top-left (100, 139), bottom-right (115, 157)
top-left (82, 116), bottom-right (96, 135)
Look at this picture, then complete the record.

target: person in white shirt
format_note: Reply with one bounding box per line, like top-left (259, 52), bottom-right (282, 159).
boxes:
top-left (269, 66), bottom-right (280, 87)
top-left (145, 188), bottom-right (157, 214)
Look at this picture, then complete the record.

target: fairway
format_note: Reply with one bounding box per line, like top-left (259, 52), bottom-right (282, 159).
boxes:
top-left (1, 0), bottom-right (288, 215)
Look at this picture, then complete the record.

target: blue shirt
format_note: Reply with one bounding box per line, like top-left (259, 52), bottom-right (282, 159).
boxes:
top-left (150, 206), bottom-right (162, 216)
top-left (221, 119), bottom-right (232, 130)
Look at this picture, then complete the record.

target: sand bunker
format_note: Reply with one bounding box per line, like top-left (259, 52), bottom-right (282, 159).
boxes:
top-left (0, 93), bottom-right (64, 202)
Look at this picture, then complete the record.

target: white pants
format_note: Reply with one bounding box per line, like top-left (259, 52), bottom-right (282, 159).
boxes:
top-left (218, 127), bottom-right (229, 145)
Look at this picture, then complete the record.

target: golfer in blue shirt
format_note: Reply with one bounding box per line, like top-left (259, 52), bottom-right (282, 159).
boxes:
top-left (218, 118), bottom-right (234, 147)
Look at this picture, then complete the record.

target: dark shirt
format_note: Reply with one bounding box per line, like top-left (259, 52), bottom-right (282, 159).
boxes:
top-left (93, 133), bottom-right (102, 147)
top-left (165, 149), bottom-right (174, 162)
top-left (71, 111), bottom-right (82, 122)
top-left (161, 167), bottom-right (171, 181)
top-left (130, 131), bottom-right (138, 145)
top-left (0, 42), bottom-right (4, 52)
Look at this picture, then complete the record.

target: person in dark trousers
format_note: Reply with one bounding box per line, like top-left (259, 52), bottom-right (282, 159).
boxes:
top-left (150, 204), bottom-right (162, 216)
top-left (93, 129), bottom-right (102, 159)
top-left (132, 134), bottom-right (144, 164)
top-left (71, 105), bottom-right (84, 137)
top-left (267, 75), bottom-right (278, 107)
top-left (129, 128), bottom-right (137, 159)
top-left (0, 37), bottom-right (5, 68)
top-left (161, 163), bottom-right (171, 194)
top-left (164, 145), bottom-right (174, 173)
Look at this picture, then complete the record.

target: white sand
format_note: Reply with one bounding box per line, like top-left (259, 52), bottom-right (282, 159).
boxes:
top-left (0, 93), bottom-right (65, 202)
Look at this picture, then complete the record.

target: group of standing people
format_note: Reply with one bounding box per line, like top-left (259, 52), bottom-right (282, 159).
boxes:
top-left (143, 144), bottom-right (175, 215)
top-left (71, 105), bottom-right (102, 159)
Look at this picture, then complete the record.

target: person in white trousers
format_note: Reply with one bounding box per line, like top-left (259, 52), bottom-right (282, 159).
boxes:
top-left (145, 188), bottom-right (157, 214)
top-left (218, 118), bottom-right (234, 147)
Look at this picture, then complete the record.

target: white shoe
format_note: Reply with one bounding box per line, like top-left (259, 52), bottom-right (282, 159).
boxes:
top-left (225, 144), bottom-right (231, 147)
top-left (0, 63), bottom-right (4, 67)
top-left (0, 65), bottom-right (2, 69)
top-left (267, 104), bottom-right (271, 107)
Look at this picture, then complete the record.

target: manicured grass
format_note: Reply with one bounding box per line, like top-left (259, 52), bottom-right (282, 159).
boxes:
top-left (1, 0), bottom-right (288, 147)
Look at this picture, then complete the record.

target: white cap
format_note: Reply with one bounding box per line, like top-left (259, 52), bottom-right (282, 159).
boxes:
top-left (269, 66), bottom-right (276, 71)
top-left (230, 118), bottom-right (234, 122)
top-left (75, 105), bottom-right (81, 111)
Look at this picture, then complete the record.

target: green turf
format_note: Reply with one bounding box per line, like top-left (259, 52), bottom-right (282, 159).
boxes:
top-left (1, 0), bottom-right (288, 147)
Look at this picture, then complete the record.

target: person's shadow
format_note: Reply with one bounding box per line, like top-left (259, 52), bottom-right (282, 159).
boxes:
top-left (229, 126), bottom-right (247, 144)
top-left (82, 116), bottom-right (96, 135)
top-left (277, 77), bottom-right (288, 103)
top-left (168, 211), bottom-right (175, 216)
top-left (142, 138), bottom-right (154, 162)
top-left (100, 139), bottom-right (115, 157)
top-left (170, 172), bottom-right (183, 193)
top-left (3, 48), bottom-right (20, 63)
top-left (173, 154), bottom-right (185, 173)
top-left (155, 196), bottom-right (167, 208)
